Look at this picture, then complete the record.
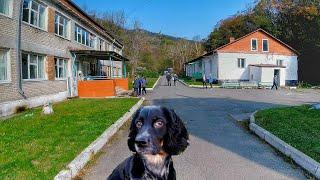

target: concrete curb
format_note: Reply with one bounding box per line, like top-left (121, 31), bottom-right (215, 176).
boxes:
top-left (54, 97), bottom-right (145, 180)
top-left (146, 76), bottom-right (161, 91)
top-left (249, 111), bottom-right (320, 179)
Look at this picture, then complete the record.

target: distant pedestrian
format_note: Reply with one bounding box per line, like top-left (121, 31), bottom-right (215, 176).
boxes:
top-left (173, 74), bottom-right (178, 86)
top-left (271, 75), bottom-right (278, 90)
top-left (133, 76), bottom-right (140, 96)
top-left (208, 74), bottom-right (213, 88)
top-left (202, 74), bottom-right (207, 89)
top-left (166, 73), bottom-right (172, 86)
top-left (138, 76), bottom-right (143, 95)
top-left (141, 76), bottom-right (147, 95)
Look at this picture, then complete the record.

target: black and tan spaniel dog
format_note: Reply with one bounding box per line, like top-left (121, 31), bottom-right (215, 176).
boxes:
top-left (108, 106), bottom-right (189, 180)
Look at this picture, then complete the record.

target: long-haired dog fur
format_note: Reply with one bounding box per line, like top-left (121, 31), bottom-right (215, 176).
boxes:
top-left (108, 106), bottom-right (189, 180)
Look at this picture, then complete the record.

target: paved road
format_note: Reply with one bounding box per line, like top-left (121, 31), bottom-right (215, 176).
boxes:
top-left (80, 77), bottom-right (320, 180)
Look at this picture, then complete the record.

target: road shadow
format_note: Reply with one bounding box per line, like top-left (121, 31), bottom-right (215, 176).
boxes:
top-left (151, 96), bottom-right (305, 178)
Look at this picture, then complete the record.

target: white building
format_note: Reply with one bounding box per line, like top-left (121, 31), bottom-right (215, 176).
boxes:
top-left (185, 29), bottom-right (299, 86)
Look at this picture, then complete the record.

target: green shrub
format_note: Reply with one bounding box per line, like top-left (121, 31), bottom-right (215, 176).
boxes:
top-left (298, 81), bottom-right (313, 88)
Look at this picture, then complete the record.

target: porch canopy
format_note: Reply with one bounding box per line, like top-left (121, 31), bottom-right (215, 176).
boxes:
top-left (70, 50), bottom-right (129, 61)
top-left (70, 50), bottom-right (129, 79)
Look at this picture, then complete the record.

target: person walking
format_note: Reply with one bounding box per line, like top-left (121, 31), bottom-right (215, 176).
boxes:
top-left (208, 74), bottom-right (213, 88)
top-left (173, 74), bottom-right (178, 86)
top-left (202, 73), bottom-right (207, 89)
top-left (166, 73), bottom-right (172, 86)
top-left (271, 75), bottom-right (278, 90)
top-left (133, 76), bottom-right (140, 96)
top-left (141, 76), bottom-right (147, 95)
top-left (138, 76), bottom-right (143, 95)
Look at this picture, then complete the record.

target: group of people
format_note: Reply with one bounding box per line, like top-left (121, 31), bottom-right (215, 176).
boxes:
top-left (166, 73), bottom-right (178, 86)
top-left (201, 74), bottom-right (215, 89)
top-left (133, 76), bottom-right (147, 96)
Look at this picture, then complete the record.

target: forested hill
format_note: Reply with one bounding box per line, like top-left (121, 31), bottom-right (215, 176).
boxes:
top-left (88, 11), bottom-right (205, 75)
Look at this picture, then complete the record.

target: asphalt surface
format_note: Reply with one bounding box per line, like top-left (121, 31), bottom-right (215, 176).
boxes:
top-left (80, 77), bottom-right (320, 180)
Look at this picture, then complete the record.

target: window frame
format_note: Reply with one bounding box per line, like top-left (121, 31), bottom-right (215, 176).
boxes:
top-left (54, 58), bottom-right (67, 80)
top-left (22, 53), bottom-right (46, 80)
top-left (22, 0), bottom-right (47, 30)
top-left (237, 58), bottom-right (246, 69)
top-left (106, 42), bottom-right (111, 51)
top-left (0, 0), bottom-right (13, 17)
top-left (0, 49), bottom-right (10, 83)
top-left (74, 24), bottom-right (96, 47)
top-left (277, 59), bottom-right (284, 66)
top-left (262, 39), bottom-right (269, 52)
top-left (89, 33), bottom-right (96, 48)
top-left (54, 12), bottom-right (70, 39)
top-left (251, 38), bottom-right (258, 51)
top-left (98, 38), bottom-right (104, 51)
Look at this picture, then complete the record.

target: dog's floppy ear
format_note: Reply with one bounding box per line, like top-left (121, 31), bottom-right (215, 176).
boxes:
top-left (162, 107), bottom-right (189, 155)
top-left (127, 108), bottom-right (141, 152)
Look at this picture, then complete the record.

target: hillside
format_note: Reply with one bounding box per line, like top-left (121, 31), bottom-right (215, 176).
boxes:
top-left (89, 12), bottom-right (204, 75)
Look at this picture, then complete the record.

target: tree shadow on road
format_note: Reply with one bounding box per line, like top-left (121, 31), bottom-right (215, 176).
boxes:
top-left (152, 96), bottom-right (306, 178)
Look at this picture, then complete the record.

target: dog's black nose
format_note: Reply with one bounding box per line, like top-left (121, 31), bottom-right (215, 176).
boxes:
top-left (135, 136), bottom-right (149, 147)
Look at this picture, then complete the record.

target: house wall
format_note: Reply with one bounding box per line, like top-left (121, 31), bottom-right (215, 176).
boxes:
top-left (249, 66), bottom-right (261, 82)
top-left (0, 0), bottom-right (124, 116)
top-left (260, 68), bottom-right (286, 86)
top-left (186, 54), bottom-right (219, 79)
top-left (217, 52), bottom-right (297, 83)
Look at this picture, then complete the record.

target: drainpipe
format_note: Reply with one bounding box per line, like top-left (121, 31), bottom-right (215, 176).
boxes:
top-left (16, 0), bottom-right (25, 98)
top-left (71, 53), bottom-right (77, 97)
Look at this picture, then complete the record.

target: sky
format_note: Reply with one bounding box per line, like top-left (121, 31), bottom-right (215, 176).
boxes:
top-left (73, 0), bottom-right (254, 40)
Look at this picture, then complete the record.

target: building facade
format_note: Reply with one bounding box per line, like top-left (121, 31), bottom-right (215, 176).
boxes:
top-left (0, 0), bottom-right (126, 116)
top-left (185, 29), bottom-right (298, 86)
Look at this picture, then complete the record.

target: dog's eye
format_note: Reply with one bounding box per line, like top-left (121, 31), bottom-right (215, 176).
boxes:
top-left (154, 120), bottom-right (164, 128)
top-left (136, 121), bottom-right (143, 128)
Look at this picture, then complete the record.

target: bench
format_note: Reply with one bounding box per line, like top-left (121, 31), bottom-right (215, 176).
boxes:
top-left (258, 82), bottom-right (273, 89)
top-left (222, 82), bottom-right (241, 89)
top-left (240, 81), bottom-right (258, 89)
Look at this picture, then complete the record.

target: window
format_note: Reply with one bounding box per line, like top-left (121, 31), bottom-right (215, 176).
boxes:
top-left (89, 34), bottom-right (96, 48)
top-left (55, 13), bottom-right (69, 38)
top-left (262, 39), bottom-right (269, 52)
top-left (277, 60), bottom-right (284, 66)
top-left (0, 0), bottom-right (11, 16)
top-left (22, 53), bottom-right (45, 80)
top-left (55, 58), bottom-right (67, 79)
top-left (98, 38), bottom-right (104, 51)
top-left (23, 0), bottom-right (46, 29)
top-left (251, 38), bottom-right (257, 51)
top-left (75, 24), bottom-right (95, 47)
top-left (0, 49), bottom-right (8, 81)
top-left (237, 58), bottom-right (245, 68)
top-left (106, 42), bottom-right (111, 51)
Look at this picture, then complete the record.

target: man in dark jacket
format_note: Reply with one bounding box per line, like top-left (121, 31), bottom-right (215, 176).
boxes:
top-left (271, 75), bottom-right (278, 90)
top-left (133, 76), bottom-right (141, 96)
top-left (166, 73), bottom-right (172, 86)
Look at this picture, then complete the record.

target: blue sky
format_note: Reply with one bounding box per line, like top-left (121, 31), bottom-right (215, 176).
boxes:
top-left (73, 0), bottom-right (254, 40)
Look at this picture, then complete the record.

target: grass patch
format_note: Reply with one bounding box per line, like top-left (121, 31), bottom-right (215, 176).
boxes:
top-left (0, 98), bottom-right (139, 179)
top-left (255, 105), bottom-right (320, 162)
top-left (180, 77), bottom-right (203, 86)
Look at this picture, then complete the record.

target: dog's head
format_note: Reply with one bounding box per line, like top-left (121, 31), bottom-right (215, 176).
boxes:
top-left (128, 106), bottom-right (189, 156)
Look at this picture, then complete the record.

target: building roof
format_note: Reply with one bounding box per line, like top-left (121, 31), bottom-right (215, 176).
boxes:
top-left (249, 64), bottom-right (286, 68)
top-left (70, 50), bottom-right (129, 61)
top-left (59, 0), bottom-right (123, 47)
top-left (185, 28), bottom-right (299, 65)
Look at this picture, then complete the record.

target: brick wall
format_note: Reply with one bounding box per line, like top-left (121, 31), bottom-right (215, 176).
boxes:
top-left (218, 30), bottom-right (296, 56)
